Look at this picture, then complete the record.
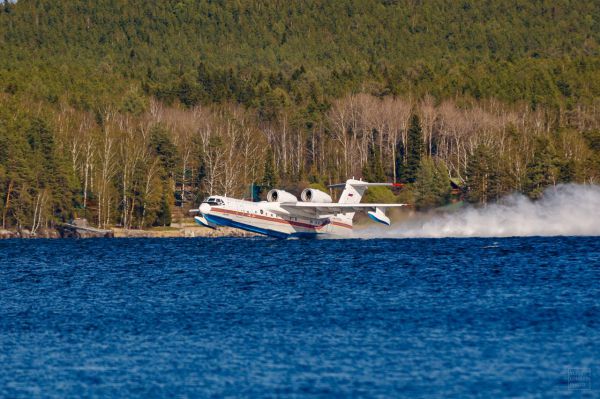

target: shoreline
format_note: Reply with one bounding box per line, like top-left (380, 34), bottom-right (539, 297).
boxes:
top-left (0, 225), bottom-right (257, 239)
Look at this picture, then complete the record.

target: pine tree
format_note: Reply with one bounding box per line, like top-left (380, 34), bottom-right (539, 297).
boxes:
top-left (414, 157), bottom-right (450, 209)
top-left (404, 114), bottom-right (423, 183)
top-left (262, 148), bottom-right (278, 190)
top-left (363, 129), bottom-right (386, 182)
top-left (371, 137), bottom-right (386, 182)
top-left (466, 145), bottom-right (493, 204)
top-left (525, 137), bottom-right (560, 199)
top-left (158, 186), bottom-right (172, 227)
top-left (361, 163), bottom-right (373, 183)
top-left (487, 155), bottom-right (515, 202)
top-left (394, 140), bottom-right (404, 183)
top-left (150, 124), bottom-right (179, 176)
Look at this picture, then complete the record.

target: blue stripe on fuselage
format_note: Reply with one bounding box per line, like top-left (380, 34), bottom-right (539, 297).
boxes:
top-left (204, 213), bottom-right (321, 239)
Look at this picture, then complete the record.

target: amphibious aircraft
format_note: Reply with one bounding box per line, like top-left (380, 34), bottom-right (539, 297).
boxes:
top-left (190, 179), bottom-right (407, 238)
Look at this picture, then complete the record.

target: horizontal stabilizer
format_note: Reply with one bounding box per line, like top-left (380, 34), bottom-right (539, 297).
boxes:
top-left (328, 178), bottom-right (403, 204)
top-left (329, 180), bottom-right (403, 189)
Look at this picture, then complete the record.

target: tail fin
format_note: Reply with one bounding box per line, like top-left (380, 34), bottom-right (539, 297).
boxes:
top-left (329, 179), bottom-right (403, 204)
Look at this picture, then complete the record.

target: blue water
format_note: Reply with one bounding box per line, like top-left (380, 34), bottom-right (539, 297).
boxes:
top-left (1, 237), bottom-right (599, 398)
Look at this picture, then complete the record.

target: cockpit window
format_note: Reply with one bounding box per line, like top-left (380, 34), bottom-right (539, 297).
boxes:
top-left (203, 197), bottom-right (224, 206)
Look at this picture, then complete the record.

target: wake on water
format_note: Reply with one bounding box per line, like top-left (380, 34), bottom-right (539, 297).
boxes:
top-left (357, 184), bottom-right (600, 238)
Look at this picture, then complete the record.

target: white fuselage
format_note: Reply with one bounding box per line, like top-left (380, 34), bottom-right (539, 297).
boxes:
top-left (195, 196), bottom-right (353, 238)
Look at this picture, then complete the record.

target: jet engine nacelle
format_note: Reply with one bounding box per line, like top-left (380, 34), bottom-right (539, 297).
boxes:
top-left (300, 188), bottom-right (332, 203)
top-left (267, 189), bottom-right (298, 203)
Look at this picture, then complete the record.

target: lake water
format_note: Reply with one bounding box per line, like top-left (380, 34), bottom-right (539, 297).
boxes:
top-left (1, 237), bottom-right (598, 398)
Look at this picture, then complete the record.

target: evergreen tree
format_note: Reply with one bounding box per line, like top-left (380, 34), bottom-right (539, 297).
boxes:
top-left (150, 124), bottom-right (179, 176)
top-left (467, 145), bottom-right (516, 204)
top-left (525, 137), bottom-right (560, 199)
top-left (404, 114), bottom-right (423, 183)
top-left (361, 162), bottom-right (373, 183)
top-left (466, 145), bottom-right (493, 204)
top-left (0, 0), bottom-right (598, 231)
top-left (157, 185), bottom-right (172, 227)
top-left (28, 117), bottom-right (78, 222)
top-left (487, 155), bottom-right (515, 202)
top-left (414, 157), bottom-right (450, 209)
top-left (262, 148), bottom-right (278, 191)
top-left (371, 130), bottom-right (386, 182)
top-left (394, 140), bottom-right (404, 183)
top-left (363, 129), bottom-right (386, 182)
top-left (583, 131), bottom-right (600, 182)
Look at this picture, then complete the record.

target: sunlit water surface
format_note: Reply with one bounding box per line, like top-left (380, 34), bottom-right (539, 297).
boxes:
top-left (1, 237), bottom-right (599, 398)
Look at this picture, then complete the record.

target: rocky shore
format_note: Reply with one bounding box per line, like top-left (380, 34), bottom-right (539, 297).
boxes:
top-left (0, 224), bottom-right (256, 239)
top-left (0, 228), bottom-right (62, 239)
top-left (112, 225), bottom-right (256, 238)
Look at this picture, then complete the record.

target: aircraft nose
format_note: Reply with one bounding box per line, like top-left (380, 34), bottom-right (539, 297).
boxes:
top-left (199, 203), bottom-right (211, 214)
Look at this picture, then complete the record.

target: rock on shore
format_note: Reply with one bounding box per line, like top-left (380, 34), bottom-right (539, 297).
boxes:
top-left (0, 222), bottom-right (257, 239)
top-left (112, 226), bottom-right (257, 238)
top-left (0, 228), bottom-right (62, 239)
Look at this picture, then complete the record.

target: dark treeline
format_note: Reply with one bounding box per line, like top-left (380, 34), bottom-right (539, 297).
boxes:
top-left (0, 0), bottom-right (599, 231)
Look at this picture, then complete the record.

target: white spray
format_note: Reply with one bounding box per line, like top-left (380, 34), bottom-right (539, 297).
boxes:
top-left (358, 184), bottom-right (600, 238)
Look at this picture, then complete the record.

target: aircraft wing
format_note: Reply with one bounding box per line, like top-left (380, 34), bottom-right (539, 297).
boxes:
top-left (278, 202), bottom-right (408, 218)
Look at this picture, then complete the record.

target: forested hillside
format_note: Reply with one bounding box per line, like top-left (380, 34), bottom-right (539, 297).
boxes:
top-left (0, 0), bottom-right (599, 231)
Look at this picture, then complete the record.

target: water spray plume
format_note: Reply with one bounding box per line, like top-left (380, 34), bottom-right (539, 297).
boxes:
top-left (358, 184), bottom-right (600, 238)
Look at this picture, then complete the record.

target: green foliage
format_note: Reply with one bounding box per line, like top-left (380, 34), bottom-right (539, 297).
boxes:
top-left (583, 131), bottom-right (600, 152)
top-left (0, 104), bottom-right (79, 229)
top-left (120, 87), bottom-right (148, 116)
top-left (363, 130), bottom-right (386, 182)
top-left (583, 131), bottom-right (600, 181)
top-left (150, 124), bottom-right (179, 175)
top-left (525, 137), bottom-right (561, 199)
top-left (0, 0), bottom-right (599, 231)
top-left (26, 118), bottom-right (78, 222)
top-left (414, 157), bottom-right (451, 210)
top-left (1, 1), bottom-right (599, 111)
top-left (308, 182), bottom-right (329, 193)
top-left (362, 186), bottom-right (398, 204)
top-left (395, 186), bottom-right (415, 206)
top-left (402, 114), bottom-right (423, 183)
top-left (466, 145), bottom-right (516, 204)
top-left (157, 185), bottom-right (172, 227)
top-left (466, 145), bottom-right (493, 204)
top-left (262, 148), bottom-right (278, 190)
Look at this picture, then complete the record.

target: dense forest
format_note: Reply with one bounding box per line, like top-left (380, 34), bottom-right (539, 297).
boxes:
top-left (0, 0), bottom-right (599, 231)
